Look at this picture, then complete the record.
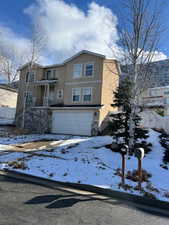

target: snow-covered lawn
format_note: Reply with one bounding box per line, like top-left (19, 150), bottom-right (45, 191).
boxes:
top-left (0, 119), bottom-right (14, 125)
top-left (0, 130), bottom-right (169, 202)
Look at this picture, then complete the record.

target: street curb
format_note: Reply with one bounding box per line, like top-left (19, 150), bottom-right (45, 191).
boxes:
top-left (1, 169), bottom-right (169, 211)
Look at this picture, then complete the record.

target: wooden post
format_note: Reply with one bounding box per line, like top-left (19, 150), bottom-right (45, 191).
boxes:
top-left (135, 148), bottom-right (144, 192)
top-left (122, 154), bottom-right (125, 186)
top-left (43, 85), bottom-right (46, 106)
top-left (120, 144), bottom-right (128, 187)
top-left (46, 84), bottom-right (49, 106)
top-left (138, 158), bottom-right (142, 191)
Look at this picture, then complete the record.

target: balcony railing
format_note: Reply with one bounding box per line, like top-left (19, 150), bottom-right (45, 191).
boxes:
top-left (142, 96), bottom-right (164, 107)
top-left (34, 79), bottom-right (58, 85)
top-left (35, 97), bottom-right (59, 107)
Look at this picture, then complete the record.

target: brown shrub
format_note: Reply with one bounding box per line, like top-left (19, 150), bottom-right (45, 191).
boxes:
top-left (146, 182), bottom-right (160, 193)
top-left (142, 191), bottom-right (157, 199)
top-left (118, 183), bottom-right (133, 191)
top-left (126, 169), bottom-right (152, 182)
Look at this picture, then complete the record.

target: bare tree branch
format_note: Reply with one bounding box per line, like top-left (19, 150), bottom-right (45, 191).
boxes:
top-left (114, 0), bottom-right (164, 151)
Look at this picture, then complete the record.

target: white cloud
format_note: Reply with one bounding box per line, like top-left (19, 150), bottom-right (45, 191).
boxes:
top-left (149, 51), bottom-right (168, 62)
top-left (0, 25), bottom-right (31, 63)
top-left (0, 0), bottom-right (167, 68)
top-left (0, 24), bottom-right (50, 65)
top-left (24, 0), bottom-right (120, 62)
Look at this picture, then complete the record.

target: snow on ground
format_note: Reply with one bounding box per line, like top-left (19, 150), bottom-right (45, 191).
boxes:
top-left (0, 119), bottom-right (14, 125)
top-left (0, 134), bottom-right (72, 145)
top-left (0, 130), bottom-right (169, 202)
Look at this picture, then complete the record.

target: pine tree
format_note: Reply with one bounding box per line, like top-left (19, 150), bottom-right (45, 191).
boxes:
top-left (109, 77), bottom-right (149, 148)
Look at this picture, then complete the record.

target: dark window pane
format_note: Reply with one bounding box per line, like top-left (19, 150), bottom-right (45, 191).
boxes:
top-left (85, 65), bottom-right (93, 76)
top-left (84, 95), bottom-right (91, 101)
top-left (73, 95), bottom-right (79, 102)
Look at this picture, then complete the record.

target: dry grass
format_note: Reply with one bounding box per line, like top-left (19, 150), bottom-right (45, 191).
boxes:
top-left (0, 126), bottom-right (29, 138)
top-left (126, 169), bottom-right (152, 182)
top-left (8, 160), bottom-right (27, 170)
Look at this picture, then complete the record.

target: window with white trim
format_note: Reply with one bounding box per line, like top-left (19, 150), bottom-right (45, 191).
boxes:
top-left (72, 88), bottom-right (81, 102)
top-left (24, 92), bottom-right (33, 106)
top-left (53, 70), bottom-right (56, 78)
top-left (73, 64), bottom-right (83, 78)
top-left (84, 63), bottom-right (94, 77)
top-left (82, 87), bottom-right (92, 102)
top-left (46, 70), bottom-right (52, 79)
top-left (57, 89), bottom-right (63, 99)
top-left (26, 71), bottom-right (35, 82)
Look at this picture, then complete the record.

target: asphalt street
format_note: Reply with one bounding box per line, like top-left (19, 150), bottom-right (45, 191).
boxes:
top-left (0, 175), bottom-right (169, 225)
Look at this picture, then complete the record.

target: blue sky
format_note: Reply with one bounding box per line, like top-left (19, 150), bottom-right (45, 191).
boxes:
top-left (0, 0), bottom-right (169, 65)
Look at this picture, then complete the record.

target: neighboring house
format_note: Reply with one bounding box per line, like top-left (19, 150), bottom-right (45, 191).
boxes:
top-left (15, 50), bottom-right (120, 135)
top-left (146, 59), bottom-right (169, 88)
top-left (0, 85), bottom-right (17, 121)
top-left (140, 86), bottom-right (169, 116)
top-left (120, 58), bottom-right (169, 116)
top-left (121, 58), bottom-right (169, 88)
top-left (10, 81), bottom-right (19, 90)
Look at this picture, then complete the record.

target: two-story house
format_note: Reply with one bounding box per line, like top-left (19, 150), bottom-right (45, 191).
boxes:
top-left (15, 50), bottom-right (120, 136)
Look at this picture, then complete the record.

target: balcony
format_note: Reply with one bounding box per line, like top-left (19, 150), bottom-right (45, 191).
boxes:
top-left (35, 97), bottom-right (60, 107)
top-left (34, 78), bottom-right (58, 85)
top-left (142, 96), bottom-right (164, 107)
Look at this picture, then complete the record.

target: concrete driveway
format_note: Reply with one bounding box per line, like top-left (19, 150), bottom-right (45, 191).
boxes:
top-left (0, 175), bottom-right (169, 225)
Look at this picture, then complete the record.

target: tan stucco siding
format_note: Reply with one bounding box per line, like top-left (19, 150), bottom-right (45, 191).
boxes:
top-left (101, 60), bottom-right (119, 106)
top-left (64, 82), bottom-right (102, 105)
top-left (98, 60), bottom-right (119, 129)
top-left (65, 53), bottom-right (104, 82)
top-left (64, 53), bottom-right (104, 105)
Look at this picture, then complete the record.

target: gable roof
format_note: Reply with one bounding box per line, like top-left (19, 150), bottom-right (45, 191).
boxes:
top-left (0, 84), bottom-right (17, 93)
top-left (18, 62), bottom-right (43, 71)
top-left (64, 50), bottom-right (106, 63)
top-left (44, 50), bottom-right (106, 69)
top-left (18, 50), bottom-right (107, 70)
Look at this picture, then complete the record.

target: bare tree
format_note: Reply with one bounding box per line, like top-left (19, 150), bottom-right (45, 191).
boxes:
top-left (0, 54), bottom-right (20, 83)
top-left (116, 0), bottom-right (163, 151)
top-left (0, 33), bottom-right (23, 83)
top-left (21, 24), bottom-right (46, 128)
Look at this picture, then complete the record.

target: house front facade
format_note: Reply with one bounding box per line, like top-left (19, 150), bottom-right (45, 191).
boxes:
top-left (15, 50), bottom-right (119, 136)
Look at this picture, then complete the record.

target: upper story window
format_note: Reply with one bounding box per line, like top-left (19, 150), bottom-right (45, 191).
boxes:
top-left (53, 70), bottom-right (56, 78)
top-left (26, 71), bottom-right (35, 82)
top-left (46, 70), bottom-right (52, 79)
top-left (57, 89), bottom-right (63, 99)
top-left (72, 88), bottom-right (81, 102)
top-left (73, 64), bottom-right (83, 78)
top-left (84, 63), bottom-right (94, 77)
top-left (82, 87), bottom-right (92, 102)
top-left (46, 70), bottom-right (57, 80)
top-left (25, 92), bottom-right (33, 106)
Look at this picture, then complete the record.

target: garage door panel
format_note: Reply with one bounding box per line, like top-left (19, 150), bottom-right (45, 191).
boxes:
top-left (52, 111), bottom-right (93, 136)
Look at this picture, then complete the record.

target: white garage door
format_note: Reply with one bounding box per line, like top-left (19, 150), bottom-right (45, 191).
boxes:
top-left (52, 110), bottom-right (93, 136)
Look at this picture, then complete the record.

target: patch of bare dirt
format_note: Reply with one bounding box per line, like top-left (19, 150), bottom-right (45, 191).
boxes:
top-left (10, 140), bottom-right (65, 152)
top-left (0, 125), bottom-right (29, 137)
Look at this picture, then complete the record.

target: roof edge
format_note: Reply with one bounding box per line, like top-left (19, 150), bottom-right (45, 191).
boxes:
top-left (44, 50), bottom-right (106, 69)
top-left (18, 62), bottom-right (43, 71)
top-left (18, 50), bottom-right (107, 71)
